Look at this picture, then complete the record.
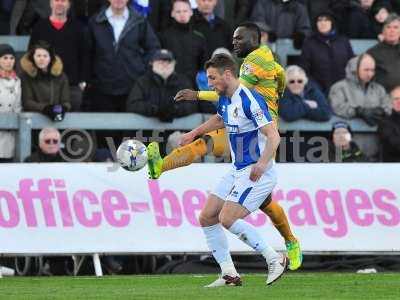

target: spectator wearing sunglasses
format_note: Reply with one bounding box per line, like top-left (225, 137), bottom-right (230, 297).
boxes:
top-left (24, 127), bottom-right (65, 162)
top-left (279, 65), bottom-right (331, 122)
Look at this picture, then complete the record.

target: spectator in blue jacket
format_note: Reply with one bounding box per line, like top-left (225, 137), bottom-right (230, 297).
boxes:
top-left (279, 65), bottom-right (331, 122)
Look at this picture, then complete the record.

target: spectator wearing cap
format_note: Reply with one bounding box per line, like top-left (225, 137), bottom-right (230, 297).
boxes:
top-left (87, 0), bottom-right (160, 113)
top-left (330, 54), bottom-right (391, 125)
top-left (250, 0), bottom-right (311, 48)
top-left (24, 127), bottom-right (65, 162)
top-left (21, 40), bottom-right (71, 121)
top-left (378, 85), bottom-right (400, 162)
top-left (367, 13), bottom-right (400, 92)
top-left (329, 121), bottom-right (369, 162)
top-left (159, 0), bottom-right (207, 87)
top-left (0, 44), bottom-right (21, 162)
top-left (300, 11), bottom-right (354, 95)
top-left (29, 0), bottom-right (89, 111)
top-left (191, 0), bottom-right (232, 59)
top-left (279, 65), bottom-right (331, 122)
top-left (126, 49), bottom-right (214, 122)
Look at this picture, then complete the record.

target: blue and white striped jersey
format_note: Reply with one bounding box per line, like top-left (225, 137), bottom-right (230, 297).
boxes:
top-left (217, 84), bottom-right (273, 170)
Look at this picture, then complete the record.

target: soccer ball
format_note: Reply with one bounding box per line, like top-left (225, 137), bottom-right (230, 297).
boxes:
top-left (117, 139), bottom-right (148, 171)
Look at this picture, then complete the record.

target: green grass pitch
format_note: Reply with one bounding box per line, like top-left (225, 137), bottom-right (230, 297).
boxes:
top-left (1, 273), bottom-right (399, 300)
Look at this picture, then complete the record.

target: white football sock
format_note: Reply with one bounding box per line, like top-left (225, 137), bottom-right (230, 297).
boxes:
top-left (229, 219), bottom-right (279, 263)
top-left (202, 224), bottom-right (238, 275)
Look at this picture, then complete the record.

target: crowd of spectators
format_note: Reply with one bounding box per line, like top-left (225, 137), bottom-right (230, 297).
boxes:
top-left (0, 0), bottom-right (399, 163)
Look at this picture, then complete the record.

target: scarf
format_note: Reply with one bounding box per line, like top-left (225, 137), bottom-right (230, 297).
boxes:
top-left (0, 69), bottom-right (17, 80)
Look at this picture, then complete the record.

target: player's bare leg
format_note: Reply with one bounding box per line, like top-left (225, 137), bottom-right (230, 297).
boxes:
top-left (219, 201), bottom-right (287, 285)
top-left (148, 133), bottom-right (302, 270)
top-left (199, 194), bottom-right (242, 287)
top-left (260, 196), bottom-right (303, 271)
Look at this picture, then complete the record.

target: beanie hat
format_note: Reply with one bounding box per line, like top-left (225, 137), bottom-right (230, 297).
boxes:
top-left (331, 121), bottom-right (353, 138)
top-left (0, 44), bottom-right (16, 58)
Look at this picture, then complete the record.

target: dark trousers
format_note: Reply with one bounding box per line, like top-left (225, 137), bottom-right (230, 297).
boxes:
top-left (88, 88), bottom-right (128, 149)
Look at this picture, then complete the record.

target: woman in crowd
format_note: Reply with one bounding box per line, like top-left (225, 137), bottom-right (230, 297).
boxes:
top-left (279, 65), bottom-right (331, 122)
top-left (0, 44), bottom-right (21, 162)
top-left (21, 40), bottom-right (71, 122)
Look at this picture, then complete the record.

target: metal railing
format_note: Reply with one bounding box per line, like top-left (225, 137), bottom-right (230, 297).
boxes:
top-left (0, 112), bottom-right (376, 162)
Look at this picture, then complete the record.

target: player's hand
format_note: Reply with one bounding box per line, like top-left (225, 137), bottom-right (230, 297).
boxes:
top-left (179, 131), bottom-right (196, 146)
top-left (249, 161), bottom-right (267, 182)
top-left (174, 89), bottom-right (198, 101)
top-left (304, 100), bottom-right (318, 109)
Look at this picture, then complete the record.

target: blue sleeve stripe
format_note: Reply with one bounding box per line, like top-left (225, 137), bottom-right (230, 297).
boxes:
top-left (216, 98), bottom-right (223, 116)
top-left (240, 89), bottom-right (258, 128)
top-left (239, 187), bottom-right (253, 205)
top-left (249, 90), bottom-right (273, 123)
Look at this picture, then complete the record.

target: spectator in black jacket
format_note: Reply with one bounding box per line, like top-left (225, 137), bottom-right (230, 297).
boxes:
top-left (191, 0), bottom-right (232, 58)
top-left (70, 0), bottom-right (108, 24)
top-left (87, 0), bottom-right (160, 112)
top-left (329, 121), bottom-right (369, 162)
top-left (130, 0), bottom-right (171, 33)
top-left (251, 0), bottom-right (311, 49)
top-left (378, 85), bottom-right (400, 161)
top-left (126, 49), bottom-right (214, 122)
top-left (367, 13), bottom-right (400, 92)
top-left (159, 0), bottom-right (207, 87)
top-left (279, 65), bottom-right (331, 122)
top-left (300, 11), bottom-right (354, 95)
top-left (30, 0), bottom-right (88, 111)
top-left (15, 0), bottom-right (51, 34)
top-left (24, 127), bottom-right (65, 162)
top-left (371, 2), bottom-right (392, 40)
top-left (345, 0), bottom-right (377, 39)
top-left (392, 0), bottom-right (400, 14)
top-left (0, 0), bottom-right (15, 34)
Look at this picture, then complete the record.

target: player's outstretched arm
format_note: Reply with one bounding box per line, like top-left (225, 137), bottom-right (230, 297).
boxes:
top-left (180, 114), bottom-right (224, 146)
top-left (249, 123), bottom-right (280, 182)
top-left (175, 89), bottom-right (219, 102)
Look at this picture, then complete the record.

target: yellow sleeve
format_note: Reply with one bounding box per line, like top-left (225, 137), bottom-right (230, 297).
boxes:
top-left (198, 91), bottom-right (219, 102)
top-left (275, 62), bottom-right (286, 98)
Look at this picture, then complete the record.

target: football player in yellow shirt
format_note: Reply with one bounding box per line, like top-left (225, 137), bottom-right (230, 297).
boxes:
top-left (147, 22), bottom-right (302, 270)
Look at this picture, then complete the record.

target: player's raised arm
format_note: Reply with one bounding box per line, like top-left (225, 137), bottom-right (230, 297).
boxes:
top-left (180, 114), bottom-right (224, 146)
top-left (174, 89), bottom-right (219, 102)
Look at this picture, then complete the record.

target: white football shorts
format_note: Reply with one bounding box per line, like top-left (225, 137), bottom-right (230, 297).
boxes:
top-left (212, 165), bottom-right (277, 213)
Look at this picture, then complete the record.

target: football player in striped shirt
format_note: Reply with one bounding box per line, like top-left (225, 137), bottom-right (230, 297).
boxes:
top-left (147, 22), bottom-right (302, 271)
top-left (193, 54), bottom-right (287, 286)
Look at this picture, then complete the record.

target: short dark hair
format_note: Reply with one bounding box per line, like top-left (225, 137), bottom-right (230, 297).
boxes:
top-left (204, 54), bottom-right (238, 76)
top-left (237, 22), bottom-right (261, 44)
top-left (172, 0), bottom-right (191, 7)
